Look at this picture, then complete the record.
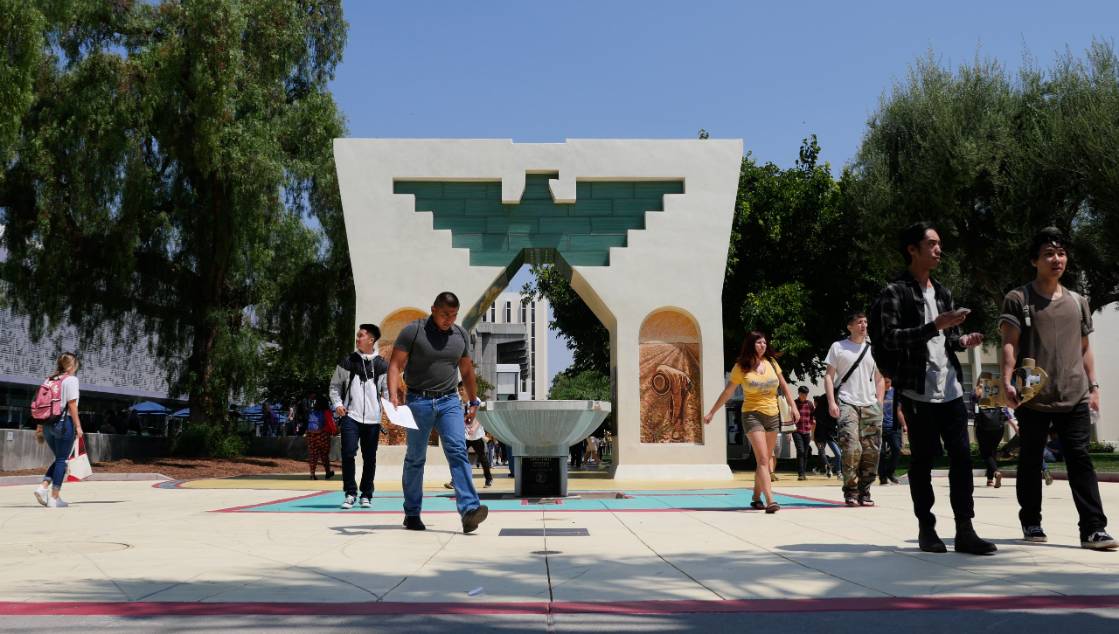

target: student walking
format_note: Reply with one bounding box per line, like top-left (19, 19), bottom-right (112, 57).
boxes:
top-left (388, 292), bottom-right (489, 534)
top-left (813, 394), bottom-right (841, 478)
top-left (32, 353), bottom-right (83, 509)
top-left (704, 331), bottom-right (799, 513)
top-left (793, 386), bottom-right (816, 480)
top-left (973, 374), bottom-right (1008, 488)
top-left (825, 312), bottom-right (886, 506)
top-left (878, 379), bottom-right (905, 485)
top-left (329, 324), bottom-right (388, 509)
top-left (999, 227), bottom-right (1116, 550)
top-left (872, 222), bottom-right (995, 555)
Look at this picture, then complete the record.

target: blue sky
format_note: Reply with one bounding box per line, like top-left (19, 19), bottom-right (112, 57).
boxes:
top-left (329, 0), bottom-right (1116, 384)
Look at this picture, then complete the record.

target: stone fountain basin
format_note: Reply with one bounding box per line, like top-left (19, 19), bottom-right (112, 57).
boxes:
top-left (477, 400), bottom-right (611, 457)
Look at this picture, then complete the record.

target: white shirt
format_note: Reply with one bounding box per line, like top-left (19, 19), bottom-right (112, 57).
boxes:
top-left (825, 338), bottom-right (879, 407)
top-left (60, 375), bottom-right (80, 407)
top-left (466, 421), bottom-right (485, 441)
top-left (343, 354), bottom-right (385, 425)
top-left (902, 286), bottom-right (963, 403)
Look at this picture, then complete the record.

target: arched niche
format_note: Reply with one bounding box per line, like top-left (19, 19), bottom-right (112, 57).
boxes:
top-left (378, 308), bottom-right (429, 446)
top-left (638, 309), bottom-right (702, 444)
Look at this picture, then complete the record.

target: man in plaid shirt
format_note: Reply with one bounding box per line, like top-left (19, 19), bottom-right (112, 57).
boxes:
top-left (873, 222), bottom-right (995, 556)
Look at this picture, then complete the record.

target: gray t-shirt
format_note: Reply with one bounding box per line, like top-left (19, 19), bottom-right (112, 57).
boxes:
top-left (394, 318), bottom-right (471, 394)
top-left (999, 284), bottom-right (1093, 413)
top-left (902, 285), bottom-right (963, 404)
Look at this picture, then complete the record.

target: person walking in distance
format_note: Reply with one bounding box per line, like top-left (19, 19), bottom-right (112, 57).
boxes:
top-left (825, 312), bottom-right (886, 507)
top-left (329, 324), bottom-right (388, 509)
top-left (878, 378), bottom-right (905, 485)
top-left (32, 353), bottom-right (83, 509)
top-left (704, 332), bottom-right (799, 513)
top-left (872, 222), bottom-right (995, 555)
top-left (388, 292), bottom-right (489, 534)
top-left (793, 387), bottom-right (815, 480)
top-left (999, 227), bottom-right (1116, 550)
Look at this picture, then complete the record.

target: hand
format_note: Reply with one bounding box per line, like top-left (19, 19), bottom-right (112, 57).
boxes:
top-left (829, 403), bottom-right (840, 420)
top-left (391, 388), bottom-right (404, 408)
top-left (703, 411), bottom-right (714, 425)
top-left (791, 408), bottom-right (800, 424)
top-left (1089, 389), bottom-right (1100, 413)
top-left (1003, 382), bottom-right (1020, 409)
top-left (334, 406), bottom-right (346, 418)
top-left (465, 405), bottom-right (478, 424)
top-left (933, 310), bottom-right (967, 331)
top-left (76, 427), bottom-right (84, 439)
top-left (960, 332), bottom-right (984, 348)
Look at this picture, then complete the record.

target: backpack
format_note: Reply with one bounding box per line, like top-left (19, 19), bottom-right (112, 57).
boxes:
top-left (339, 351), bottom-right (389, 406)
top-left (30, 373), bottom-right (68, 421)
top-left (868, 285), bottom-right (901, 380)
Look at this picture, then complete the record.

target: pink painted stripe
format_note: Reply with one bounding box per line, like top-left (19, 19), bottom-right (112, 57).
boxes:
top-left (2, 594), bottom-right (1117, 617)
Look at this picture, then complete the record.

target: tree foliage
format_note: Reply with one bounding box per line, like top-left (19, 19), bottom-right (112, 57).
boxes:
top-left (852, 42), bottom-right (1119, 326)
top-left (0, 0), bottom-right (352, 423)
top-left (522, 265), bottom-right (610, 376)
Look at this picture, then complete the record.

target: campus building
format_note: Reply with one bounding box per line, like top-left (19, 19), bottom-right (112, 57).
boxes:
top-left (473, 291), bottom-right (549, 401)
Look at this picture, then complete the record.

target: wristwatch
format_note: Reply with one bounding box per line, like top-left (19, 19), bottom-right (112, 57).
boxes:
top-left (469, 398), bottom-right (482, 408)
top-left (1089, 382), bottom-right (1100, 392)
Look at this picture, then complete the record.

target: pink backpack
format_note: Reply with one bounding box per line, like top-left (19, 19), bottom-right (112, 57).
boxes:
top-left (30, 373), bottom-right (68, 421)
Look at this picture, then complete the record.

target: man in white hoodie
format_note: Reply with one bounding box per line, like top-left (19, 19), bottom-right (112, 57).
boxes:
top-left (329, 323), bottom-right (388, 510)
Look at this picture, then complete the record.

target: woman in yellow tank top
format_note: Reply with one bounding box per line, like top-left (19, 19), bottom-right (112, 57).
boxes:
top-left (704, 331), bottom-right (799, 512)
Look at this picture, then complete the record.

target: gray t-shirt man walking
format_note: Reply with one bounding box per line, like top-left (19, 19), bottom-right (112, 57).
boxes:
top-left (388, 291), bottom-right (489, 534)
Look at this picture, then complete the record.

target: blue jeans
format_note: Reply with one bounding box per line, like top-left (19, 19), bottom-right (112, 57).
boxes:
top-left (815, 437), bottom-right (841, 474)
top-left (403, 394), bottom-right (480, 517)
top-left (42, 416), bottom-right (76, 489)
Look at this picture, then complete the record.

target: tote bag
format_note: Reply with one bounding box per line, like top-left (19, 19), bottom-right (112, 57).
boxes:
top-left (66, 437), bottom-right (93, 481)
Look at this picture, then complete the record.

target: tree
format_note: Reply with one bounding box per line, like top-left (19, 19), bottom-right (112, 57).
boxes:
top-left (522, 265), bottom-right (610, 375)
top-left (851, 42), bottom-right (1119, 332)
top-left (0, 1), bottom-right (352, 424)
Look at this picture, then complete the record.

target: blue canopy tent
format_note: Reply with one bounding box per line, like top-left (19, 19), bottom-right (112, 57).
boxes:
top-left (170, 408), bottom-right (190, 419)
top-left (129, 401), bottom-right (170, 414)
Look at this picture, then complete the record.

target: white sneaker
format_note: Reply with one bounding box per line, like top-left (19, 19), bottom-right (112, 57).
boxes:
top-left (340, 495), bottom-right (355, 510)
top-left (359, 497), bottom-right (372, 508)
top-left (47, 497), bottom-right (68, 508)
top-left (34, 486), bottom-right (49, 507)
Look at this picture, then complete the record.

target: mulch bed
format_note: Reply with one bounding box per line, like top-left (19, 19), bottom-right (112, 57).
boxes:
top-left (0, 456), bottom-right (335, 480)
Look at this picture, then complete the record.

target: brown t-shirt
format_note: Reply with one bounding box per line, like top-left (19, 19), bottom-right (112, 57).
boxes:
top-left (999, 283), bottom-right (1093, 413)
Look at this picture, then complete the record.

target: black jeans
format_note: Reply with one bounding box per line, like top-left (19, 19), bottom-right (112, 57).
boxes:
top-left (879, 426), bottom-right (903, 481)
top-left (340, 417), bottom-right (380, 498)
top-left (975, 417), bottom-right (1005, 480)
top-left (899, 396), bottom-right (974, 525)
top-left (792, 432), bottom-right (813, 476)
top-left (1016, 403), bottom-right (1107, 537)
top-left (467, 437), bottom-right (492, 482)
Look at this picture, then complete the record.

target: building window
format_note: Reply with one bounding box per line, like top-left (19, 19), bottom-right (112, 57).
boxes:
top-left (504, 302), bottom-right (511, 323)
top-left (489, 303), bottom-right (496, 323)
top-left (520, 303), bottom-right (527, 324)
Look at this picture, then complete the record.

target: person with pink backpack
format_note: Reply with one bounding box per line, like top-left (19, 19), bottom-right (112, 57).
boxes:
top-left (31, 353), bottom-right (84, 508)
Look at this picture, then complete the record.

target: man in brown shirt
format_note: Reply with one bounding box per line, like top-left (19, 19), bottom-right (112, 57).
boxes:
top-left (999, 227), bottom-right (1115, 550)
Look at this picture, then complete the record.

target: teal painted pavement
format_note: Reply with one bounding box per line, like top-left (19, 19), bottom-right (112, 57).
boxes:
top-left (220, 488), bottom-right (843, 514)
top-left (394, 174), bottom-right (683, 266)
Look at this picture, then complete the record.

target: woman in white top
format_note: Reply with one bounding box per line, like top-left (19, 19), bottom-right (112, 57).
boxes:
top-left (34, 353), bottom-right (83, 508)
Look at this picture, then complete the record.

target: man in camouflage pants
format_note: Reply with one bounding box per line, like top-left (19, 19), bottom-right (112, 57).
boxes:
top-left (824, 313), bottom-right (885, 506)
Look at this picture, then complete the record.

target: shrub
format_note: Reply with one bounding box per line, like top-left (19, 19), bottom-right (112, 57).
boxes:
top-left (172, 423), bottom-right (247, 459)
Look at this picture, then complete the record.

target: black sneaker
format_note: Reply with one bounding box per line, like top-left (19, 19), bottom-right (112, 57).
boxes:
top-left (1022, 525), bottom-right (1048, 543)
top-left (858, 493), bottom-right (875, 507)
top-left (462, 505), bottom-right (489, 534)
top-left (1081, 531), bottom-right (1119, 551)
top-left (918, 525), bottom-right (947, 553)
top-left (887, 476), bottom-right (900, 484)
top-left (484, 479), bottom-right (493, 488)
top-left (403, 516), bottom-right (426, 531)
top-left (844, 495), bottom-right (857, 507)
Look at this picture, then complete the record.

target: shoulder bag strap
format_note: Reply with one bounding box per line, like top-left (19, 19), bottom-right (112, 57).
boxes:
top-left (836, 343), bottom-right (869, 391)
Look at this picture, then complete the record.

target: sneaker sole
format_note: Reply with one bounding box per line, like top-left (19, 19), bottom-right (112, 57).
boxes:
top-left (1023, 536), bottom-right (1048, 543)
top-left (1081, 541), bottom-right (1119, 550)
top-left (463, 506), bottom-right (489, 533)
top-left (33, 489), bottom-right (48, 507)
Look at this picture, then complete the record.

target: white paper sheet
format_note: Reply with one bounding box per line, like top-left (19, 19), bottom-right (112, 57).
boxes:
top-left (380, 398), bottom-right (418, 429)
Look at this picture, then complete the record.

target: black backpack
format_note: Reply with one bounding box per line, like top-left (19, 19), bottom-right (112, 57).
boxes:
top-left (339, 352), bottom-right (388, 406)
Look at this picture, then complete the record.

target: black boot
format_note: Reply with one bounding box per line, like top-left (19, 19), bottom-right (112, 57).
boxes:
top-left (918, 522), bottom-right (947, 553)
top-left (954, 519), bottom-right (997, 555)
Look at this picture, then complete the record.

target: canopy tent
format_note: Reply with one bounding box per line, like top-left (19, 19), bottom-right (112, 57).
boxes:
top-left (170, 408), bottom-right (190, 419)
top-left (129, 401), bottom-right (169, 415)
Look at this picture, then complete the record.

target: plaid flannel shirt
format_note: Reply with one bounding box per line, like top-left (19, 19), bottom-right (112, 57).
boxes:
top-left (876, 271), bottom-right (965, 395)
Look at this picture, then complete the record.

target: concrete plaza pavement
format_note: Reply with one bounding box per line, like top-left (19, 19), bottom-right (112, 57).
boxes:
top-left (1, 468), bottom-right (1118, 632)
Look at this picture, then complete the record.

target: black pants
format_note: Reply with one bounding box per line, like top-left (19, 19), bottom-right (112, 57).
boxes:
top-left (899, 396), bottom-right (974, 525)
top-left (792, 432), bottom-right (813, 476)
top-left (341, 417), bottom-right (380, 498)
top-left (467, 437), bottom-right (492, 482)
top-left (879, 426), bottom-right (903, 481)
top-left (1016, 403), bottom-right (1107, 537)
top-left (975, 421), bottom-right (1005, 480)
top-left (570, 442), bottom-right (584, 469)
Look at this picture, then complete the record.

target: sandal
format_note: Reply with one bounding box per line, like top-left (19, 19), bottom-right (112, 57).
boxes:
top-left (750, 498), bottom-right (766, 510)
top-left (765, 502), bottom-right (781, 514)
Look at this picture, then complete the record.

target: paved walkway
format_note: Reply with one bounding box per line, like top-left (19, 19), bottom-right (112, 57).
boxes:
top-left (2, 470), bottom-right (1117, 632)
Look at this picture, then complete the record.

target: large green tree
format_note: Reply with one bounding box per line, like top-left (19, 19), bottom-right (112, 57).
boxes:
top-left (0, 0), bottom-right (352, 423)
top-left (851, 42), bottom-right (1119, 330)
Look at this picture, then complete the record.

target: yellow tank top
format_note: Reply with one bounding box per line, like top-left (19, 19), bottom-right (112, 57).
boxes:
top-left (730, 359), bottom-right (781, 417)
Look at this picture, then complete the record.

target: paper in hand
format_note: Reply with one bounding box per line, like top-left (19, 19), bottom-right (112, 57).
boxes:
top-left (381, 398), bottom-right (418, 429)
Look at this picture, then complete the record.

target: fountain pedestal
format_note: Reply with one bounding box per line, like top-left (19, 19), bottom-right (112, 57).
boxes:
top-left (476, 400), bottom-right (611, 497)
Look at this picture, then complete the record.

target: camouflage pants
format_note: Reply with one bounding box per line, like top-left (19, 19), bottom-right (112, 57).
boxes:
top-left (837, 402), bottom-right (883, 497)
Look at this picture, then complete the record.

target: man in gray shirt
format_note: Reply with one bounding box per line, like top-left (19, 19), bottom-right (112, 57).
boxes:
top-left (388, 292), bottom-right (488, 534)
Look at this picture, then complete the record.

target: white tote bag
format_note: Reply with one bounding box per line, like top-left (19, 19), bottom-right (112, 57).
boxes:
top-left (66, 439), bottom-right (93, 481)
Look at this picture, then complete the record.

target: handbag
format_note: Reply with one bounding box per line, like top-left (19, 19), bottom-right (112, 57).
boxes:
top-left (322, 410), bottom-right (339, 436)
top-left (66, 437), bottom-right (93, 481)
top-left (768, 359), bottom-right (797, 432)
